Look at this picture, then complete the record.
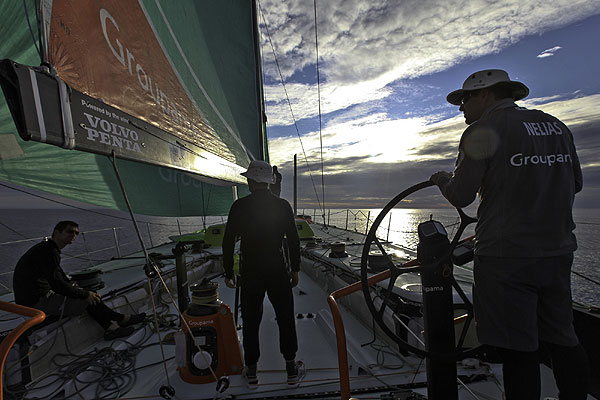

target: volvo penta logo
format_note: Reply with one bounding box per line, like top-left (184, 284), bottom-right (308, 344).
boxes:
top-left (82, 110), bottom-right (142, 153)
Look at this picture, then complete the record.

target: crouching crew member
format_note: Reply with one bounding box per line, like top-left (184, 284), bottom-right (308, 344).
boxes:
top-left (13, 221), bottom-right (146, 340)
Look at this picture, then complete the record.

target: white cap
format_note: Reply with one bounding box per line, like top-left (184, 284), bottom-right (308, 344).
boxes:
top-left (241, 160), bottom-right (275, 184)
top-left (447, 69), bottom-right (529, 105)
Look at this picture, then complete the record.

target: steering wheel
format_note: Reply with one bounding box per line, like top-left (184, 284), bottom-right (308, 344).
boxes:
top-left (360, 181), bottom-right (479, 359)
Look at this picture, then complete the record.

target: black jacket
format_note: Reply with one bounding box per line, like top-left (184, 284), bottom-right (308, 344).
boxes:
top-left (13, 239), bottom-right (88, 307)
top-left (223, 189), bottom-right (300, 280)
top-left (438, 99), bottom-right (582, 257)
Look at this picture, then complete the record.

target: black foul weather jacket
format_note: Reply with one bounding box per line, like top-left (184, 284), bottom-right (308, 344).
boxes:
top-left (222, 189), bottom-right (301, 281)
top-left (13, 239), bottom-right (88, 307)
top-left (437, 99), bottom-right (582, 257)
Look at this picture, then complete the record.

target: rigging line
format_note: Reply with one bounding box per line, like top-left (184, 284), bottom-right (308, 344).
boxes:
top-left (35, 0), bottom-right (46, 64)
top-left (204, 182), bottom-right (213, 228)
top-left (23, 0), bottom-right (42, 61)
top-left (108, 152), bottom-right (152, 259)
top-left (108, 151), bottom-right (173, 388)
top-left (313, 0), bottom-right (326, 226)
top-left (127, 119), bottom-right (244, 188)
top-left (0, 219), bottom-right (28, 239)
top-left (143, 255), bottom-right (221, 383)
top-left (257, 0), bottom-right (324, 214)
top-left (145, 276), bottom-right (172, 389)
top-left (127, 120), bottom-right (210, 161)
top-left (200, 181), bottom-right (207, 229)
top-left (101, 161), bottom-right (219, 384)
top-left (572, 270), bottom-right (600, 286)
top-left (79, 232), bottom-right (95, 268)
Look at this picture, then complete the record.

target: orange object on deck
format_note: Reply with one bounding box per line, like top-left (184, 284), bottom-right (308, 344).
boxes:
top-left (327, 259), bottom-right (420, 400)
top-left (0, 301), bottom-right (46, 400)
top-left (178, 303), bottom-right (243, 384)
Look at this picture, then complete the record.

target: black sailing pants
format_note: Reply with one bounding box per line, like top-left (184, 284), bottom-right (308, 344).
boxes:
top-left (498, 342), bottom-right (589, 399)
top-left (240, 268), bottom-right (298, 366)
top-left (33, 292), bottom-right (124, 330)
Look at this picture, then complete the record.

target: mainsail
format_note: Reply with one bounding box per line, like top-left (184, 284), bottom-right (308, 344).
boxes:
top-left (0, 0), bottom-right (266, 216)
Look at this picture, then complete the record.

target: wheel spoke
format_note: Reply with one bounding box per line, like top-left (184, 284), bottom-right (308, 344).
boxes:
top-left (450, 208), bottom-right (476, 248)
top-left (376, 269), bottom-right (401, 320)
top-left (372, 237), bottom-right (397, 268)
top-left (451, 277), bottom-right (474, 351)
top-left (359, 180), bottom-right (484, 360)
top-left (455, 311), bottom-right (474, 350)
top-left (372, 237), bottom-right (388, 256)
top-left (369, 237), bottom-right (402, 319)
top-left (451, 277), bottom-right (472, 308)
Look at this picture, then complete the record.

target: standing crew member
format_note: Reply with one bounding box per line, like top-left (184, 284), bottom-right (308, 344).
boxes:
top-left (270, 165), bottom-right (282, 197)
top-left (13, 221), bottom-right (146, 340)
top-left (222, 160), bottom-right (303, 387)
top-left (430, 69), bottom-right (588, 399)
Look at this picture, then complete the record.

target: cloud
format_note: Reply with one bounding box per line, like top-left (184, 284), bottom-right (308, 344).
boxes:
top-left (268, 111), bottom-right (451, 172)
top-left (537, 46), bottom-right (563, 58)
top-left (259, 0), bottom-right (600, 125)
top-left (263, 79), bottom-right (393, 126)
top-left (522, 94), bottom-right (600, 127)
top-left (521, 94), bottom-right (600, 170)
top-left (271, 94), bottom-right (600, 208)
top-left (278, 157), bottom-right (448, 209)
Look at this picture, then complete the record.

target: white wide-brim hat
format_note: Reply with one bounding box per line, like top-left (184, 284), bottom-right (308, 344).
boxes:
top-left (447, 69), bottom-right (529, 105)
top-left (241, 160), bottom-right (275, 184)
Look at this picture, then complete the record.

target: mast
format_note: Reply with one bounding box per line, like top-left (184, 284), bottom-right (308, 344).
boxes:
top-left (294, 154), bottom-right (298, 216)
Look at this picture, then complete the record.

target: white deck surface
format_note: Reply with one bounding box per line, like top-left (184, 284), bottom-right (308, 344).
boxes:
top-left (3, 224), bottom-right (596, 399)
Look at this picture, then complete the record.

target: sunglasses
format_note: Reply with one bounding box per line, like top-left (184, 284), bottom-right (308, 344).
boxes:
top-left (461, 90), bottom-right (480, 105)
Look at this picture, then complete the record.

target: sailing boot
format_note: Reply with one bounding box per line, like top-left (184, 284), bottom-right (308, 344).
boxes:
top-left (103, 326), bottom-right (135, 340)
top-left (243, 364), bottom-right (258, 389)
top-left (118, 312), bottom-right (147, 327)
top-left (286, 359), bottom-right (305, 385)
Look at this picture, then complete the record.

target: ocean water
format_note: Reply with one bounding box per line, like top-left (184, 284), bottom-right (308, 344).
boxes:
top-left (1, 207), bottom-right (598, 307)
top-left (320, 207), bottom-right (600, 308)
top-left (0, 207), bottom-right (226, 295)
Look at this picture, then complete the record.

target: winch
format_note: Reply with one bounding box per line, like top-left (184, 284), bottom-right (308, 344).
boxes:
top-left (69, 268), bottom-right (105, 291)
top-left (176, 280), bottom-right (243, 384)
top-left (329, 242), bottom-right (348, 258)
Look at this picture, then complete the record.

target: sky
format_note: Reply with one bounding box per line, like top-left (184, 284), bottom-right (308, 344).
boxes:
top-left (258, 0), bottom-right (600, 210)
top-left (1, 0), bottom-right (599, 213)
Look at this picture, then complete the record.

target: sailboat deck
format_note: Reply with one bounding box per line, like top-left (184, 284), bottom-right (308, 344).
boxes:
top-left (2, 224), bottom-right (596, 399)
top-left (12, 270), bottom-right (432, 400)
top-left (126, 271), bottom-right (440, 400)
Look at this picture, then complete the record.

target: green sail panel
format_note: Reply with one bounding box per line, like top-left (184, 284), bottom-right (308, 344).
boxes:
top-left (0, 0), bottom-right (261, 216)
top-left (139, 0), bottom-right (266, 163)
